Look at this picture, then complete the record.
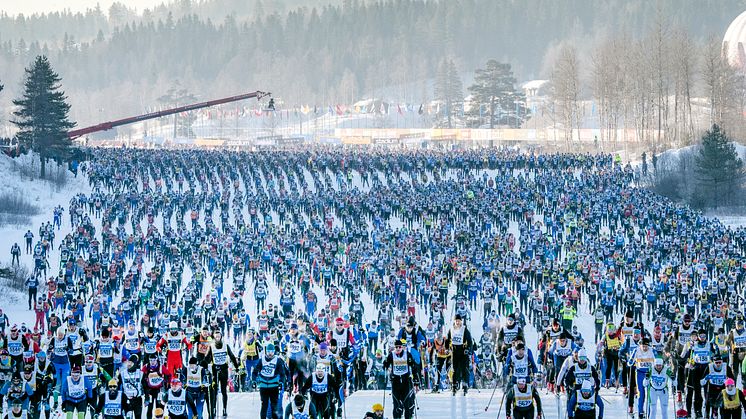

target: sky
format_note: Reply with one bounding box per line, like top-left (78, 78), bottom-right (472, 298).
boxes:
top-left (0, 0), bottom-right (166, 16)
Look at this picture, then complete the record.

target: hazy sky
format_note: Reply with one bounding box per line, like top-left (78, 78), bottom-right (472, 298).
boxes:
top-left (1, 0), bottom-right (167, 16)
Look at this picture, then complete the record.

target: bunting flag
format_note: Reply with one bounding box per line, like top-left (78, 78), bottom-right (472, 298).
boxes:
top-left (379, 103), bottom-right (386, 114)
top-left (314, 106), bottom-right (318, 114)
top-left (397, 104), bottom-right (403, 115)
top-left (418, 104), bottom-right (424, 115)
top-left (336, 105), bottom-right (344, 116)
top-left (328, 105), bottom-right (334, 115)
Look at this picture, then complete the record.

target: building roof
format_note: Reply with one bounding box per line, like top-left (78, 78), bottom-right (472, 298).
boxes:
top-left (521, 80), bottom-right (549, 90)
top-left (723, 10), bottom-right (746, 70)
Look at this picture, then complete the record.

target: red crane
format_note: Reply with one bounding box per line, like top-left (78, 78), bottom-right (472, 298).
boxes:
top-left (67, 90), bottom-right (271, 140)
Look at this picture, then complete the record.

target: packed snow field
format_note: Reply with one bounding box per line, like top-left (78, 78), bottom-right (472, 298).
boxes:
top-left (2, 148), bottom-right (746, 419)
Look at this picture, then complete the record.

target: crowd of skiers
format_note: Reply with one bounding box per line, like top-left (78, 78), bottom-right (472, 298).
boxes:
top-left (2, 147), bottom-right (746, 419)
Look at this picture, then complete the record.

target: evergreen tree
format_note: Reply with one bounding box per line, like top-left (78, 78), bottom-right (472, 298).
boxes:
top-left (695, 124), bottom-right (744, 205)
top-left (434, 59), bottom-right (463, 129)
top-left (12, 55), bottom-right (76, 178)
top-left (466, 60), bottom-right (528, 128)
top-left (157, 80), bottom-right (198, 138)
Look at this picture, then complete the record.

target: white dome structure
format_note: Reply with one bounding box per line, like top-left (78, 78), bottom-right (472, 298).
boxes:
top-left (723, 10), bottom-right (746, 71)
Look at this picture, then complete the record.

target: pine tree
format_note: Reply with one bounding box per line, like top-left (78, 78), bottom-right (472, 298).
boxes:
top-left (466, 60), bottom-right (528, 128)
top-left (434, 59), bottom-right (463, 128)
top-left (157, 80), bottom-right (198, 138)
top-left (12, 55), bottom-right (76, 178)
top-left (695, 124), bottom-right (744, 205)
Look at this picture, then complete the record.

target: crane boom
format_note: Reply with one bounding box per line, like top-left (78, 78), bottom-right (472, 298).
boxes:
top-left (67, 90), bottom-right (270, 139)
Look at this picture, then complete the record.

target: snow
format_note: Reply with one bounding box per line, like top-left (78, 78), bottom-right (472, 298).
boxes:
top-left (226, 389), bottom-right (630, 419)
top-left (0, 153), bottom-right (91, 316)
top-left (712, 215), bottom-right (746, 228)
top-left (0, 151), bottom-right (724, 418)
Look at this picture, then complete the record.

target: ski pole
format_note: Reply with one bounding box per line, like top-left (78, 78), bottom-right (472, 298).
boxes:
top-left (483, 374), bottom-right (501, 411)
top-left (494, 391), bottom-right (508, 419)
top-left (382, 385), bottom-right (387, 414)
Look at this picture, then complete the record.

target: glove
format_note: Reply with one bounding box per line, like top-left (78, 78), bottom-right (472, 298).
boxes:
top-left (336, 408), bottom-right (343, 417)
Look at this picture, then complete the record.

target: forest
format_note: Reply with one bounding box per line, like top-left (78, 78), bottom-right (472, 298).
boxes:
top-left (0, 0), bottom-right (744, 126)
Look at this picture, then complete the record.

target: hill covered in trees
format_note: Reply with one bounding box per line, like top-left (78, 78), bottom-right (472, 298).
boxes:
top-left (0, 0), bottom-right (743, 126)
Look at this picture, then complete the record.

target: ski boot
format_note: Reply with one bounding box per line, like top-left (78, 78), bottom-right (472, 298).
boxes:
top-left (223, 409), bottom-right (227, 418)
top-left (463, 386), bottom-right (468, 396)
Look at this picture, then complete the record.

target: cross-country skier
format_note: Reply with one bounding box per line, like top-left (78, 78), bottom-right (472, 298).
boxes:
top-left (383, 339), bottom-right (417, 419)
top-left (505, 377), bottom-right (543, 419)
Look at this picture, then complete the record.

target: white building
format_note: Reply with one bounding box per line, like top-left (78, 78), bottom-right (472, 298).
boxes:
top-left (723, 10), bottom-right (746, 71)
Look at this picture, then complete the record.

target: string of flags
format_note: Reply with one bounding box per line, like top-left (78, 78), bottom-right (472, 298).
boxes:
top-left (144, 101), bottom-right (533, 120)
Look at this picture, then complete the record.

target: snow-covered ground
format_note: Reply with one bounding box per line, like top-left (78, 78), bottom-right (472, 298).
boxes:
top-left (707, 215), bottom-right (746, 229)
top-left (225, 389), bottom-right (628, 419)
top-left (0, 153), bottom-right (91, 311)
top-left (0, 151), bottom-right (717, 418)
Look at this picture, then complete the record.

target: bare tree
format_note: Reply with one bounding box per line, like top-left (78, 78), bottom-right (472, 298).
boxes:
top-left (591, 36), bottom-right (626, 150)
top-left (623, 39), bottom-right (654, 146)
top-left (549, 44), bottom-right (581, 147)
top-left (702, 35), bottom-right (746, 135)
top-left (669, 28), bottom-right (697, 145)
top-left (649, 8), bottom-right (671, 151)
